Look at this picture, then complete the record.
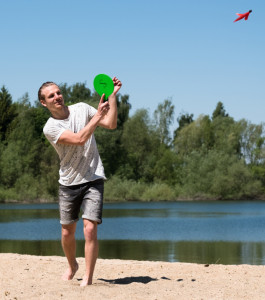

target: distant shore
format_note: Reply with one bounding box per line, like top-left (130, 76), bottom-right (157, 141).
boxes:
top-left (1, 253), bottom-right (265, 299)
top-left (2, 197), bottom-right (265, 204)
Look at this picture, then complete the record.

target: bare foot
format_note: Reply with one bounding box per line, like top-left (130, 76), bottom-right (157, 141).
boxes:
top-left (80, 275), bottom-right (92, 287)
top-left (62, 262), bottom-right (79, 281)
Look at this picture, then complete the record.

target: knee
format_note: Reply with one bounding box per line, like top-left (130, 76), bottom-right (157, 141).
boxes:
top-left (83, 221), bottom-right (97, 241)
top-left (61, 225), bottom-right (75, 239)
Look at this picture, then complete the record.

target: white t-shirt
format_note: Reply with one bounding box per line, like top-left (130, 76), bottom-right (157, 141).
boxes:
top-left (43, 102), bottom-right (106, 186)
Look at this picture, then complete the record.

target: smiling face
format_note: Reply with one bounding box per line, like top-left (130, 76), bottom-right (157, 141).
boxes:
top-left (40, 84), bottom-right (65, 113)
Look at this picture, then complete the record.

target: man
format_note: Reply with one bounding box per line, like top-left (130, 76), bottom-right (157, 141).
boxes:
top-left (38, 77), bottom-right (122, 286)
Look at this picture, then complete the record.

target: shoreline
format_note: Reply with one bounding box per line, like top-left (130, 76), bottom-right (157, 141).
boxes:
top-left (1, 253), bottom-right (265, 299)
top-left (2, 197), bottom-right (265, 204)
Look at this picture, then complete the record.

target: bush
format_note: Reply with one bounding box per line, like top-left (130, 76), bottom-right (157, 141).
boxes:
top-left (142, 183), bottom-right (176, 201)
top-left (104, 176), bottom-right (135, 201)
top-left (104, 176), bottom-right (177, 202)
top-left (179, 150), bottom-right (263, 200)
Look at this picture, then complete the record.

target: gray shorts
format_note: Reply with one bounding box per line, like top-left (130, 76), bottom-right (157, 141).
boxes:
top-left (58, 179), bottom-right (104, 225)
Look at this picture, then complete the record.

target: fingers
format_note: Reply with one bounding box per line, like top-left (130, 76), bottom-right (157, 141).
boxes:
top-left (99, 101), bottom-right (109, 111)
top-left (102, 101), bottom-right (110, 110)
top-left (112, 77), bottom-right (122, 95)
top-left (100, 93), bottom-right (105, 103)
top-left (112, 77), bottom-right (122, 87)
top-left (101, 104), bottom-right (110, 116)
top-left (98, 95), bottom-right (110, 116)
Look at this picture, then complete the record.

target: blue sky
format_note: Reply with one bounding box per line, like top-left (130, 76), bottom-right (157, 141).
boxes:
top-left (1, 0), bottom-right (264, 130)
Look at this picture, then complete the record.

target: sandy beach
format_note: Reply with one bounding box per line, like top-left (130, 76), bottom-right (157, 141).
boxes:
top-left (1, 253), bottom-right (265, 299)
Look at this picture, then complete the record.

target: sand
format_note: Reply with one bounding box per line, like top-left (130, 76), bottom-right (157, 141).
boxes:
top-left (1, 253), bottom-right (265, 299)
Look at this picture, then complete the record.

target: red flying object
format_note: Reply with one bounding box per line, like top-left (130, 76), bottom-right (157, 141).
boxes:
top-left (234, 10), bottom-right (252, 22)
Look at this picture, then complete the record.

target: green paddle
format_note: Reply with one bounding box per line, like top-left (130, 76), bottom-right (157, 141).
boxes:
top-left (93, 74), bottom-right (114, 101)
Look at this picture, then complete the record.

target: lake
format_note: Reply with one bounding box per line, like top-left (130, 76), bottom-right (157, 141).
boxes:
top-left (1, 201), bottom-right (265, 265)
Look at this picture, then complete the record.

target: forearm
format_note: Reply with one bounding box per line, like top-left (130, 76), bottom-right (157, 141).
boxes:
top-left (77, 113), bottom-right (102, 144)
top-left (99, 94), bottom-right (117, 129)
top-left (58, 113), bottom-right (102, 146)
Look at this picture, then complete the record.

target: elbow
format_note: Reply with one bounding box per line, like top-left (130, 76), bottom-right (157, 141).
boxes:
top-left (103, 121), bottom-right (117, 130)
top-left (110, 118), bottom-right (117, 129)
top-left (109, 122), bottom-right (117, 130)
top-left (99, 119), bottom-right (117, 130)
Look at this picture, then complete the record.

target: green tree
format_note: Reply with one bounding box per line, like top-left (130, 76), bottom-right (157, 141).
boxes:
top-left (0, 86), bottom-right (17, 141)
top-left (174, 115), bottom-right (213, 156)
top-left (117, 94), bottom-right (131, 129)
top-left (174, 112), bottom-right (194, 139)
top-left (0, 107), bottom-right (42, 184)
top-left (94, 93), bottom-right (131, 177)
top-left (180, 150), bottom-right (262, 199)
top-left (239, 120), bottom-right (265, 165)
top-left (212, 101), bottom-right (229, 119)
top-left (17, 92), bottom-right (31, 107)
top-left (211, 115), bottom-right (241, 156)
top-left (0, 103), bottom-right (54, 200)
top-left (59, 82), bottom-right (91, 105)
top-left (152, 144), bottom-right (181, 185)
top-left (154, 99), bottom-right (174, 145)
top-left (121, 109), bottom-right (159, 181)
top-left (95, 127), bottom-right (123, 177)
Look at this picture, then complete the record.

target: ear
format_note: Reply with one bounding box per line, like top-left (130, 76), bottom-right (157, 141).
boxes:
top-left (40, 99), bottom-right (47, 107)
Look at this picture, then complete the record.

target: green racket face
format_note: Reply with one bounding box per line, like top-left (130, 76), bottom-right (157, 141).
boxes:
top-left (93, 74), bottom-right (114, 100)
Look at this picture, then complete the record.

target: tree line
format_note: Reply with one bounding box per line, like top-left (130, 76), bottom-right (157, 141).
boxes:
top-left (0, 83), bottom-right (265, 202)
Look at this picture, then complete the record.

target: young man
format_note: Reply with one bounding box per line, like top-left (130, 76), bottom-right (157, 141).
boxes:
top-left (38, 77), bottom-right (122, 286)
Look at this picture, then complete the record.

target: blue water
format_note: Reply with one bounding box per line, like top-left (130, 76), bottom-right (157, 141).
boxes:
top-left (1, 201), bottom-right (265, 242)
top-left (1, 201), bottom-right (265, 264)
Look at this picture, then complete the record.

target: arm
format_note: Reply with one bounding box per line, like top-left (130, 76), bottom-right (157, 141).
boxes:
top-left (58, 77), bottom-right (122, 146)
top-left (58, 96), bottom-right (110, 146)
top-left (98, 77), bottom-right (122, 129)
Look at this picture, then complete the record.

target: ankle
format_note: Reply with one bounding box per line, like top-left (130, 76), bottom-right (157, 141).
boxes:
top-left (80, 275), bottom-right (92, 286)
top-left (70, 261), bottom-right (78, 270)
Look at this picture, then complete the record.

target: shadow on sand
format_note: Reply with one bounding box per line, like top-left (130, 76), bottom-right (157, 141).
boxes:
top-left (98, 276), bottom-right (159, 285)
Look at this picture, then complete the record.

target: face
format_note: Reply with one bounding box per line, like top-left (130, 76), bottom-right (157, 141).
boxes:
top-left (40, 84), bottom-right (64, 111)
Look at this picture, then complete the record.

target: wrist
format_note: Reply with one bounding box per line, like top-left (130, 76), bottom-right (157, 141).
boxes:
top-left (108, 93), bottom-right (116, 102)
top-left (93, 112), bottom-right (103, 124)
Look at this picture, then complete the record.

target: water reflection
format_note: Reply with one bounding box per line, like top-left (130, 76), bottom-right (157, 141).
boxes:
top-left (1, 239), bottom-right (265, 265)
top-left (2, 201), bottom-right (265, 264)
top-left (0, 209), bottom-right (59, 223)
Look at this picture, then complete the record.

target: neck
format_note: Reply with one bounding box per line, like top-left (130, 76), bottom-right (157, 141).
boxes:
top-left (51, 105), bottom-right (69, 120)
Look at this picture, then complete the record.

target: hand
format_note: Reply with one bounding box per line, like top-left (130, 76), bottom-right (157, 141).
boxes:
top-left (112, 77), bottom-right (122, 95)
top-left (97, 94), bottom-right (110, 118)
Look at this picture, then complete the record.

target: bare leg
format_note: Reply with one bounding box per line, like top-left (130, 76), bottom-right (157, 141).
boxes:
top-left (61, 223), bottom-right (79, 280)
top-left (80, 219), bottom-right (98, 286)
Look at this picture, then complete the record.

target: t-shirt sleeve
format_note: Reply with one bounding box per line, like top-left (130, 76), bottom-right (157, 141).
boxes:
top-left (43, 121), bottom-right (66, 145)
top-left (84, 103), bottom-right (97, 120)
